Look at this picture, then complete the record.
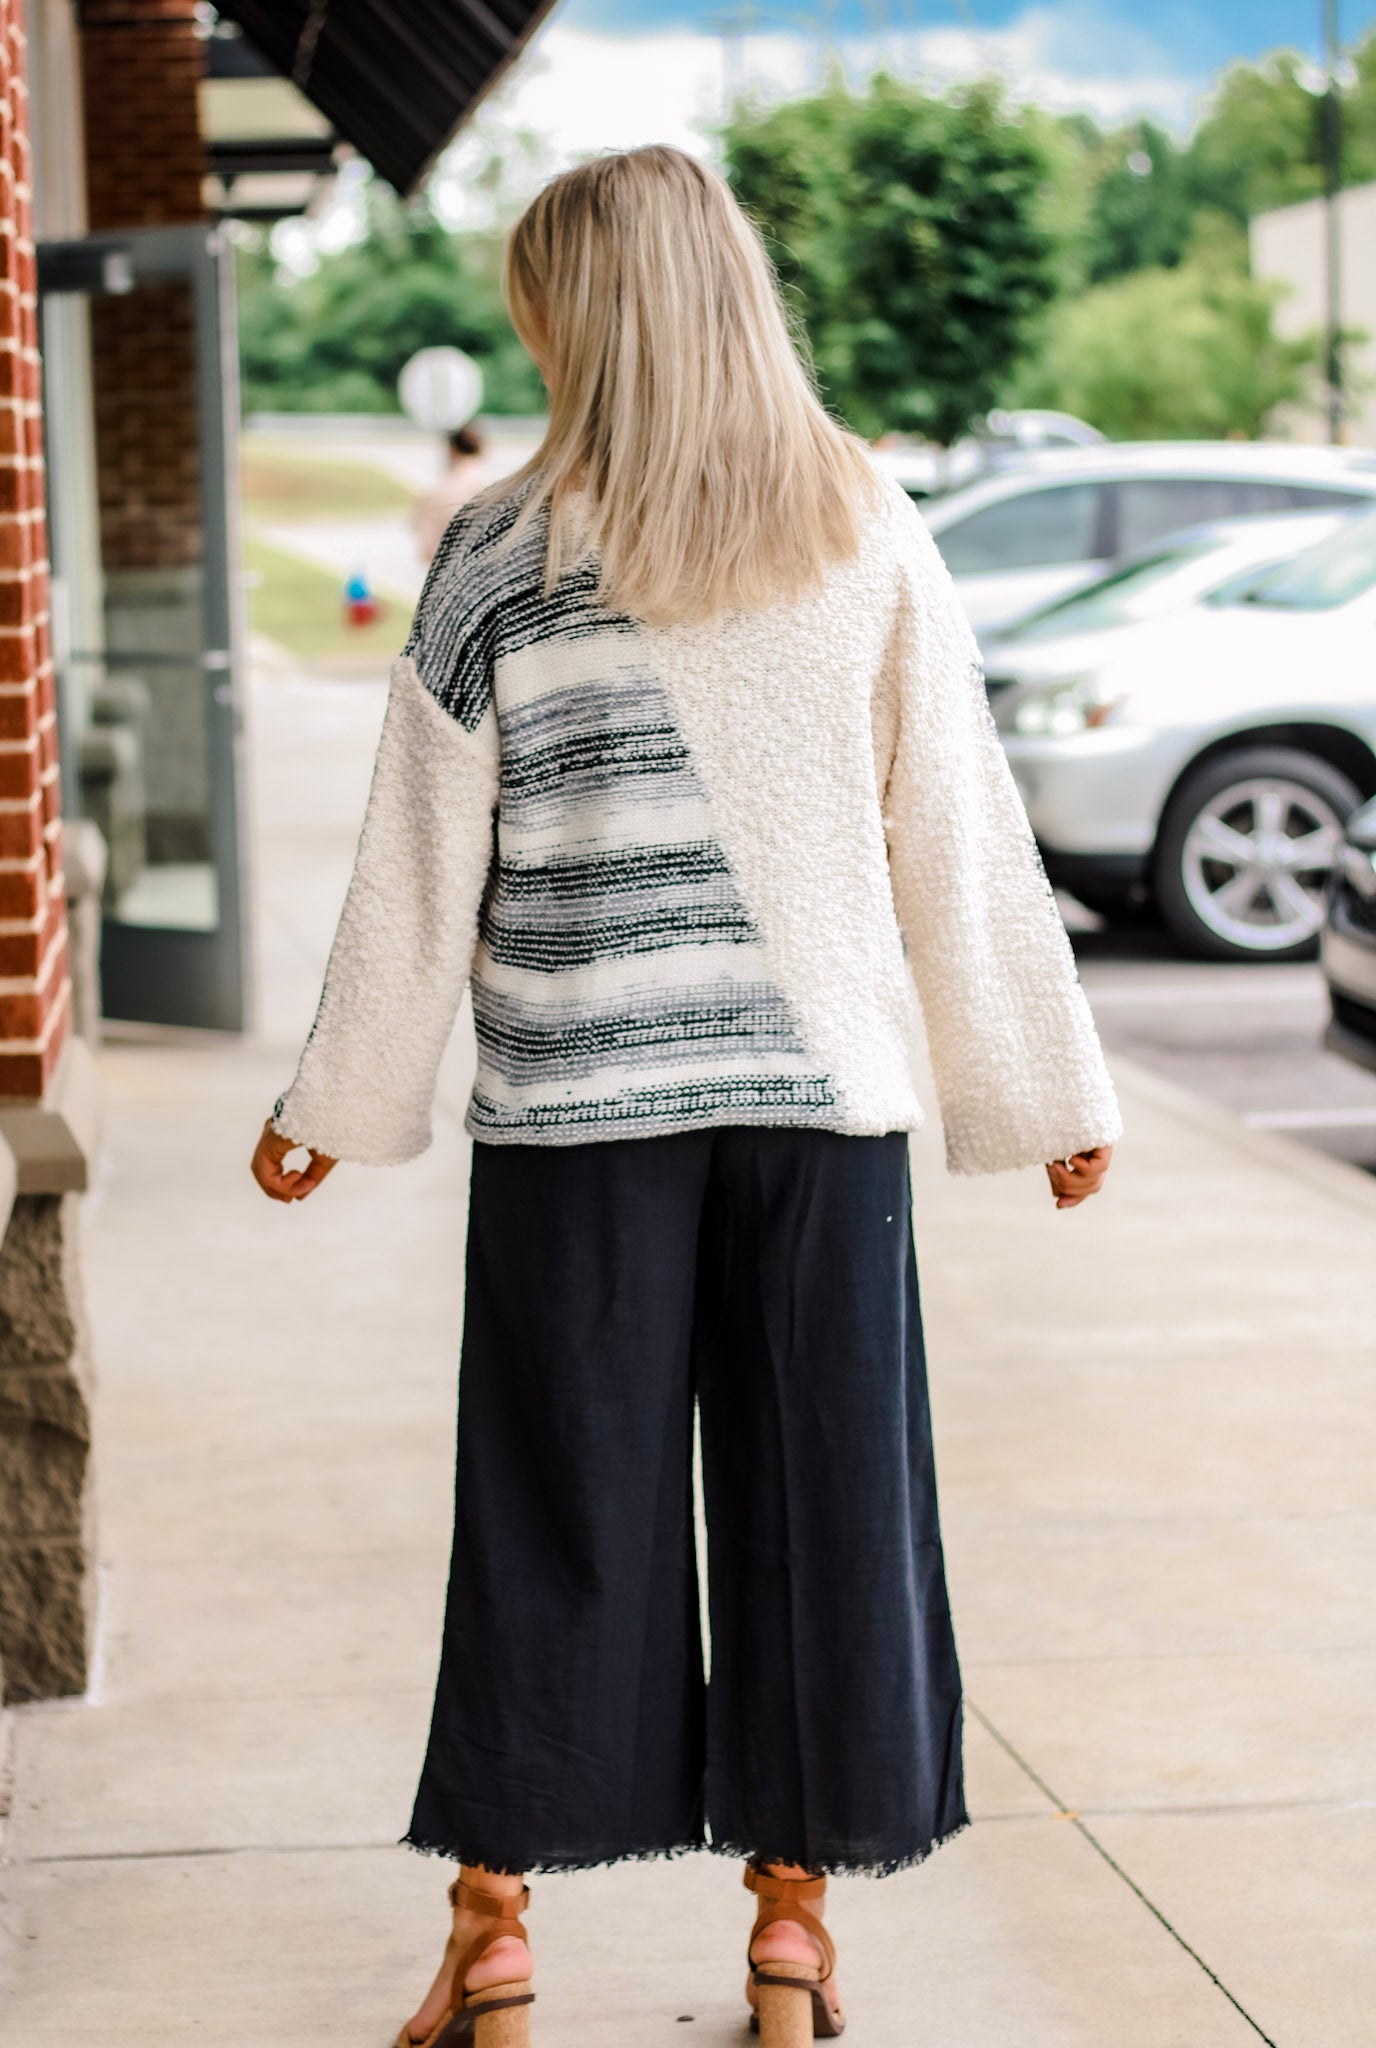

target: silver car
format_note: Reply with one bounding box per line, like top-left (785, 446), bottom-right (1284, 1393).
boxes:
top-left (921, 441), bottom-right (1376, 634)
top-left (1322, 796), bottom-right (1376, 1072)
top-left (993, 507), bottom-right (1376, 962)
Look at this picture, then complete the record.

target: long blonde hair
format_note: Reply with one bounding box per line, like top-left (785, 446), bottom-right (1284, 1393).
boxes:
top-left (503, 145), bottom-right (878, 626)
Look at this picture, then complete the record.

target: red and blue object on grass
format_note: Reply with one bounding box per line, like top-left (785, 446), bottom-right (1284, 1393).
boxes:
top-left (343, 571), bottom-right (382, 629)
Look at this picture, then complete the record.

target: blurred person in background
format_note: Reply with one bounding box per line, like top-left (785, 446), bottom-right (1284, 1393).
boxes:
top-left (412, 422), bottom-right (490, 567)
top-left (252, 146), bottom-right (1118, 2048)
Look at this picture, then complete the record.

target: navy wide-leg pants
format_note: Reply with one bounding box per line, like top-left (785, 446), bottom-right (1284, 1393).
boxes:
top-left (406, 1126), bottom-right (967, 1875)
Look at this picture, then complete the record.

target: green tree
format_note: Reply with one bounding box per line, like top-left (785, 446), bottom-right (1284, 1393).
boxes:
top-left (1185, 32), bottom-right (1376, 226)
top-left (1013, 243), bottom-right (1321, 440)
top-left (1080, 119), bottom-right (1196, 281)
top-left (237, 185), bottom-right (544, 416)
top-left (725, 75), bottom-right (1061, 444)
top-left (1185, 50), bottom-right (1328, 223)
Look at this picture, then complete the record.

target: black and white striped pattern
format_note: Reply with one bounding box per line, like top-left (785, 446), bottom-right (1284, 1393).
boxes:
top-left (408, 489), bottom-right (838, 1142)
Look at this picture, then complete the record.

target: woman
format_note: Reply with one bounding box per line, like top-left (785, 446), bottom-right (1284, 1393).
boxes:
top-left (252, 147), bottom-right (1118, 2048)
top-left (412, 422), bottom-right (491, 569)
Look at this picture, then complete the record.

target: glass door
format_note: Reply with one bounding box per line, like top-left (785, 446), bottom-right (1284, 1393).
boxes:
top-left (38, 224), bottom-right (248, 1031)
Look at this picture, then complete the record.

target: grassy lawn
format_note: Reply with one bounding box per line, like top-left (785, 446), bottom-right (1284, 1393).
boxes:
top-left (245, 537), bottom-right (401, 664)
top-left (241, 440), bottom-right (414, 523)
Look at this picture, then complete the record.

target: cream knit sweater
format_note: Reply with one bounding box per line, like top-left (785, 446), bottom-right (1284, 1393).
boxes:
top-left (273, 472), bottom-right (1121, 1173)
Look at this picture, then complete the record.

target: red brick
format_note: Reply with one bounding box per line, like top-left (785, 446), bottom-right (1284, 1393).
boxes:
top-left (0, 865), bottom-right (41, 919)
top-left (0, 627), bottom-right (31, 681)
top-left (0, 800), bottom-right (40, 860)
top-left (0, 743), bottom-right (35, 797)
top-left (0, 892), bottom-right (58, 976)
top-left (0, 983), bottom-right (44, 1036)
top-left (0, 930), bottom-right (39, 976)
top-left (0, 687), bottom-right (35, 739)
top-left (0, 1046), bottom-right (44, 1095)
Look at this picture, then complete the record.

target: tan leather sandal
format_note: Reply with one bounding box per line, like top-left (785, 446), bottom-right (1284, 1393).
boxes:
top-left (745, 1863), bottom-right (846, 2042)
top-left (396, 1877), bottom-right (535, 2048)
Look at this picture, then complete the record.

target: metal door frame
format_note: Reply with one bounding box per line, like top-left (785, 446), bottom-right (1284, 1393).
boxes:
top-left (38, 224), bottom-right (250, 1033)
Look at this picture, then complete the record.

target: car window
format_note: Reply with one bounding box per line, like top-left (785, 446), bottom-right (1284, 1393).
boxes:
top-left (1222, 505), bottom-right (1376, 611)
top-left (1000, 542), bottom-right (1212, 642)
top-left (1285, 484), bottom-right (1373, 511)
top-left (935, 484), bottom-right (1102, 574)
top-left (1117, 479), bottom-right (1293, 555)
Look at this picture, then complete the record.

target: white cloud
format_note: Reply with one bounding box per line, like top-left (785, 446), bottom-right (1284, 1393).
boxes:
top-left (275, 2), bottom-right (1206, 260)
top-left (470, 3), bottom-right (1207, 189)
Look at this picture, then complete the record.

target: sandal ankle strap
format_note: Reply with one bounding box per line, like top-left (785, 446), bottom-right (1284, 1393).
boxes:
top-left (448, 1878), bottom-right (530, 1921)
top-left (446, 1878), bottom-right (532, 1998)
top-left (744, 1864), bottom-right (835, 1986)
top-left (743, 1864), bottom-right (827, 1906)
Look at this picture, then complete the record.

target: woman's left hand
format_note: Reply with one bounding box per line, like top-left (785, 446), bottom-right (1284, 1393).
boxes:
top-left (251, 1120), bottom-right (338, 1203)
top-left (1045, 1144), bottom-right (1113, 1210)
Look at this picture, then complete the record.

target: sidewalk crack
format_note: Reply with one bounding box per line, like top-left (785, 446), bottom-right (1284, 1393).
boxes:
top-left (966, 1699), bottom-right (1280, 2048)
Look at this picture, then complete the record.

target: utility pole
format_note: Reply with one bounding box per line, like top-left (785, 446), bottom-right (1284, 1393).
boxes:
top-left (1320, 0), bottom-right (1344, 443)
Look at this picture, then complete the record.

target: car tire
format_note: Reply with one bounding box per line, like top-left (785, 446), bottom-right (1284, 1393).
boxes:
top-left (1154, 746), bottom-right (1361, 963)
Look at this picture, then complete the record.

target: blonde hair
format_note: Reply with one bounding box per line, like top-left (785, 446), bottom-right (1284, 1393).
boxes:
top-left (503, 145), bottom-right (878, 626)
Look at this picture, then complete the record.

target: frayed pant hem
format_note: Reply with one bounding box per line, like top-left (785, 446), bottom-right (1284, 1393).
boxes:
top-left (399, 1814), bottom-right (970, 1880)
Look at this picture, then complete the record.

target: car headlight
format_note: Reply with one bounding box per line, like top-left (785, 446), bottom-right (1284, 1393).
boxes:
top-left (1009, 676), bottom-right (1127, 738)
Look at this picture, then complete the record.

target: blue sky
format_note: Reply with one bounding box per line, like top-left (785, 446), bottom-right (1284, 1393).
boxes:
top-left (565, 0), bottom-right (1372, 66)
top-left (399, 0), bottom-right (1376, 236)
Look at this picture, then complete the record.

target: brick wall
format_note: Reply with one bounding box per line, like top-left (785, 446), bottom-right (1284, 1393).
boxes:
top-left (0, 0), bottom-right (69, 1103)
top-left (89, 282), bottom-right (200, 572)
top-left (80, 0), bottom-right (203, 230)
top-left (80, 0), bottom-right (202, 574)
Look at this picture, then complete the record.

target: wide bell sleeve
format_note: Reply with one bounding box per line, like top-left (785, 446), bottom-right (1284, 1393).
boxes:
top-left (879, 497), bottom-right (1122, 1176)
top-left (270, 650), bottom-right (499, 1165)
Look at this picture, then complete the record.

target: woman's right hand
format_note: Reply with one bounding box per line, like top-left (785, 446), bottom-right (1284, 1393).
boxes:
top-left (251, 1120), bottom-right (337, 1203)
top-left (1045, 1145), bottom-right (1113, 1210)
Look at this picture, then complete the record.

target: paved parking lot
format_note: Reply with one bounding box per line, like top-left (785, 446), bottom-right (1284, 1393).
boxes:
top-left (1067, 911), bottom-right (1376, 1173)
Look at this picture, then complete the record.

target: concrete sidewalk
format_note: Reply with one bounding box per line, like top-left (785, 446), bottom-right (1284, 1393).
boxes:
top-left (1, 662), bottom-right (1373, 2045)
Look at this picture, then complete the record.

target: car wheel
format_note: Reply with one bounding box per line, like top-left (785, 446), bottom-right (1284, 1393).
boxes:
top-left (1154, 746), bottom-right (1360, 962)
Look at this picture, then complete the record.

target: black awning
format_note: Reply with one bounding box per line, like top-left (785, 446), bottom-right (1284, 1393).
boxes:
top-left (212, 0), bottom-right (561, 197)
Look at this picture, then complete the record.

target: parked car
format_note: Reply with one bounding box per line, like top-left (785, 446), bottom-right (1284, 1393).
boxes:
top-left (919, 442), bottom-right (1376, 634)
top-left (1321, 797), bottom-right (1376, 1075)
top-left (981, 511), bottom-right (1345, 665)
top-left (875, 409), bottom-right (1104, 499)
top-left (995, 505), bottom-right (1376, 961)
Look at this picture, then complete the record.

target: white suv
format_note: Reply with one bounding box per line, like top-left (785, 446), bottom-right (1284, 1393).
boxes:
top-left (994, 507), bottom-right (1376, 962)
top-left (919, 442), bottom-right (1376, 634)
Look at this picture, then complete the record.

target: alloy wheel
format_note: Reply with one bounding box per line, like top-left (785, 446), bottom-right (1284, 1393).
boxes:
top-left (1180, 777), bottom-right (1343, 953)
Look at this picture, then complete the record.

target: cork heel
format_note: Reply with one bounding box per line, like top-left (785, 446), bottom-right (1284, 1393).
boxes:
top-left (402, 1879), bottom-right (535, 2048)
top-left (754, 1962), bottom-right (822, 2048)
top-left (425, 1982), bottom-right (535, 2048)
top-left (744, 1864), bottom-right (845, 2040)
